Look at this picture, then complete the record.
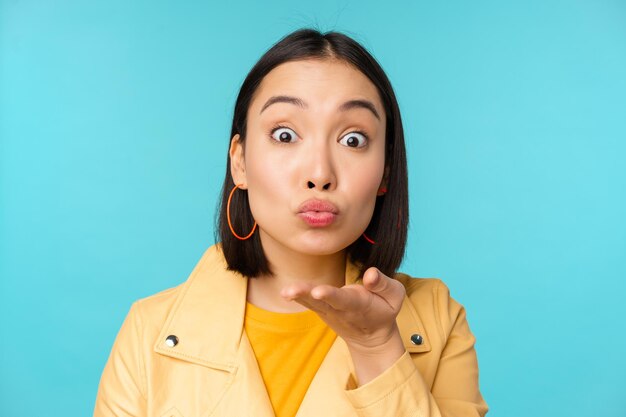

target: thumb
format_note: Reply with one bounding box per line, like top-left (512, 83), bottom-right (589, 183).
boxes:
top-left (363, 267), bottom-right (387, 293)
top-left (363, 267), bottom-right (405, 307)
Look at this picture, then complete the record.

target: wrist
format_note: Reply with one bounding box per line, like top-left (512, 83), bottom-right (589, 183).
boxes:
top-left (345, 323), bottom-right (403, 355)
top-left (346, 325), bottom-right (406, 386)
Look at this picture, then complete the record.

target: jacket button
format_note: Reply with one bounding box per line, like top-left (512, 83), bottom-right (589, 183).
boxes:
top-left (165, 335), bottom-right (179, 347)
top-left (410, 334), bottom-right (423, 345)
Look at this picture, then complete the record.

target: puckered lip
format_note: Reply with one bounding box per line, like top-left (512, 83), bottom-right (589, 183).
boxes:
top-left (297, 198), bottom-right (339, 214)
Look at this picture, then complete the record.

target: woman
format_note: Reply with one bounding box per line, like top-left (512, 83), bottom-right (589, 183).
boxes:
top-left (94, 28), bottom-right (489, 417)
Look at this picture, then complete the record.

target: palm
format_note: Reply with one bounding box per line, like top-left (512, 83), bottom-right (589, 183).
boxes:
top-left (280, 267), bottom-right (406, 349)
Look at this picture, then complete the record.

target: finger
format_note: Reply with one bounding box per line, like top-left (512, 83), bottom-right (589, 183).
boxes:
top-left (311, 285), bottom-right (366, 312)
top-left (281, 284), bottom-right (335, 315)
top-left (280, 282), bottom-right (315, 300)
top-left (291, 294), bottom-right (334, 316)
top-left (362, 267), bottom-right (405, 308)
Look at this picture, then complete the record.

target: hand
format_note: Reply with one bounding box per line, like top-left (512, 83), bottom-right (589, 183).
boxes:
top-left (280, 266), bottom-right (406, 353)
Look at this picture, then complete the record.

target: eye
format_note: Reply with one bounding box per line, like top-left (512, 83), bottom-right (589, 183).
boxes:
top-left (338, 131), bottom-right (368, 148)
top-left (270, 126), bottom-right (298, 144)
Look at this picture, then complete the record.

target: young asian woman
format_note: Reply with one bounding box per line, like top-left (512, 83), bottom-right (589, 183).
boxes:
top-left (93, 28), bottom-right (489, 417)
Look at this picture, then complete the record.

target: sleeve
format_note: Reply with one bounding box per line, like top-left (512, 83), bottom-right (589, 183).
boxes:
top-left (93, 301), bottom-right (148, 417)
top-left (343, 280), bottom-right (489, 417)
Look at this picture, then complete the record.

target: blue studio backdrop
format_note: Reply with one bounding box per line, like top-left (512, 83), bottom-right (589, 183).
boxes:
top-left (1, 1), bottom-right (625, 416)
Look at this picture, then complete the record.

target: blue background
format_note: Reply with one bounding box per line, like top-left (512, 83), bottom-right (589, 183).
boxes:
top-left (1, 1), bottom-right (625, 415)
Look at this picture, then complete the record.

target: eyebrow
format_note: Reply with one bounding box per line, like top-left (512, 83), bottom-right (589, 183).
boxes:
top-left (259, 95), bottom-right (381, 120)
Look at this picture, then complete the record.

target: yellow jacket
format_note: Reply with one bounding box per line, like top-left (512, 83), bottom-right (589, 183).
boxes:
top-left (93, 243), bottom-right (488, 417)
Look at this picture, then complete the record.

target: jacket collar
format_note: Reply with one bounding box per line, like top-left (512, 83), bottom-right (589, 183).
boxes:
top-left (154, 243), bottom-right (430, 369)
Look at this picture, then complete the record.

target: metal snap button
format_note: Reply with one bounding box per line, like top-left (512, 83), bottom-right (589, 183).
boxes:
top-left (165, 335), bottom-right (179, 347)
top-left (410, 334), bottom-right (423, 345)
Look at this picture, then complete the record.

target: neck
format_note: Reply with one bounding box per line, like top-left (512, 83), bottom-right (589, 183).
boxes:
top-left (246, 229), bottom-right (347, 313)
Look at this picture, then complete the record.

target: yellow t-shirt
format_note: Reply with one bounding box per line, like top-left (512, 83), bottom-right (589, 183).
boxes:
top-left (244, 301), bottom-right (337, 417)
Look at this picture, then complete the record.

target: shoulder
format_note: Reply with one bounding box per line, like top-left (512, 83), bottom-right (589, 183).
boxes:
top-left (126, 243), bottom-right (230, 331)
top-left (393, 271), bottom-right (451, 307)
top-left (393, 272), bottom-right (442, 294)
top-left (135, 284), bottom-right (182, 312)
top-left (125, 284), bottom-right (183, 336)
top-left (393, 272), bottom-right (469, 339)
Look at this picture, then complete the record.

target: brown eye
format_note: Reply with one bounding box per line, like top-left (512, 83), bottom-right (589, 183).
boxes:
top-left (339, 131), bottom-right (368, 148)
top-left (270, 127), bottom-right (298, 143)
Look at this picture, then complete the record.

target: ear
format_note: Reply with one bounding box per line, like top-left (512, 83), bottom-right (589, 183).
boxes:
top-left (229, 134), bottom-right (247, 188)
top-left (377, 165), bottom-right (390, 196)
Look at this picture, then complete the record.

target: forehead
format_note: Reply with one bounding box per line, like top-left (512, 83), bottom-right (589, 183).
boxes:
top-left (251, 58), bottom-right (383, 112)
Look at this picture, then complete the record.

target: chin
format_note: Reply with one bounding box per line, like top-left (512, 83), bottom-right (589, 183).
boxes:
top-left (260, 226), bottom-right (354, 256)
top-left (291, 235), bottom-right (352, 256)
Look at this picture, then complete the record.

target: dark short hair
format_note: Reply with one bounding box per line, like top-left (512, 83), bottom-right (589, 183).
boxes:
top-left (214, 28), bottom-right (409, 280)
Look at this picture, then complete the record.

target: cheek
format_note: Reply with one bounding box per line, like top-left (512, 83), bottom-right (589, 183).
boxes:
top-left (243, 141), bottom-right (296, 218)
top-left (341, 157), bottom-right (385, 228)
top-left (345, 152), bottom-right (385, 197)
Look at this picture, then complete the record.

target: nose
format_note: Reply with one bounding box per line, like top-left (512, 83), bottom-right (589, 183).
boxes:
top-left (307, 180), bottom-right (332, 190)
top-left (303, 141), bottom-right (336, 191)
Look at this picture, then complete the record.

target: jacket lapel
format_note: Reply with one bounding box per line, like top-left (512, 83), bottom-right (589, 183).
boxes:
top-left (153, 244), bottom-right (246, 371)
top-left (221, 330), bottom-right (275, 417)
top-left (153, 244), bottom-right (275, 416)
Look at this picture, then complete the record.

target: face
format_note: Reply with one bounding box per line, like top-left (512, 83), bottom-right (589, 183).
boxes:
top-left (229, 58), bottom-right (388, 257)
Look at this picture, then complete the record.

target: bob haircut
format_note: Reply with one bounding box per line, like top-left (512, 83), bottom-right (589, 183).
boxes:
top-left (214, 28), bottom-right (409, 280)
